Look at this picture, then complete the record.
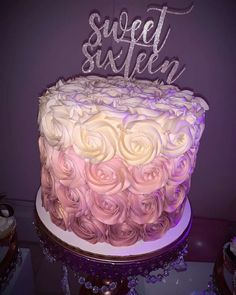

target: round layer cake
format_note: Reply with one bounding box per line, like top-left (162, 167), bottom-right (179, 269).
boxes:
top-left (0, 205), bottom-right (17, 288)
top-left (38, 75), bottom-right (208, 246)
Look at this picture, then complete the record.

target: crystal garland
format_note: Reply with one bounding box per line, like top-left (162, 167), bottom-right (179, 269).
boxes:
top-left (62, 265), bottom-right (71, 295)
top-left (127, 246), bottom-right (188, 295)
top-left (39, 235), bottom-right (189, 295)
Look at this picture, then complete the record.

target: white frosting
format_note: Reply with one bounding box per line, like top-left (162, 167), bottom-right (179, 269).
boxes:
top-left (38, 76), bottom-right (208, 165)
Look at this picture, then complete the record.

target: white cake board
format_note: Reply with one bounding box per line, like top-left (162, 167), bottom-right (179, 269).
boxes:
top-left (36, 188), bottom-right (191, 257)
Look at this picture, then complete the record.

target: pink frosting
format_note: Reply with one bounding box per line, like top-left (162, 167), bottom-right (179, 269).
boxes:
top-left (169, 153), bottom-right (192, 185)
top-left (50, 147), bottom-right (85, 187)
top-left (54, 182), bottom-right (88, 216)
top-left (107, 220), bottom-right (141, 246)
top-left (71, 215), bottom-right (107, 244)
top-left (49, 200), bottom-right (72, 231)
top-left (87, 190), bottom-right (127, 225)
top-left (141, 214), bottom-right (170, 241)
top-left (128, 190), bottom-right (164, 224)
top-left (41, 165), bottom-right (55, 211)
top-left (129, 156), bottom-right (170, 194)
top-left (39, 138), bottom-right (192, 246)
top-left (85, 157), bottom-right (130, 195)
top-left (168, 199), bottom-right (186, 227)
top-left (164, 182), bottom-right (188, 213)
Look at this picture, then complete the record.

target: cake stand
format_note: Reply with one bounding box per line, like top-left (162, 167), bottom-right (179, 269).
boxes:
top-left (35, 188), bottom-right (192, 294)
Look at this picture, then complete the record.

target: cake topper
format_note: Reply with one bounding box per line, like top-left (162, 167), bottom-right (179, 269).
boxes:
top-left (82, 4), bottom-right (193, 84)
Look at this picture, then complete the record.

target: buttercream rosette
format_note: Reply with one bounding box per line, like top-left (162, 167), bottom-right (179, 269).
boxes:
top-left (71, 215), bottom-right (107, 244)
top-left (107, 220), bottom-right (141, 246)
top-left (85, 157), bottom-right (130, 195)
top-left (141, 214), bottom-right (170, 242)
top-left (87, 190), bottom-right (127, 225)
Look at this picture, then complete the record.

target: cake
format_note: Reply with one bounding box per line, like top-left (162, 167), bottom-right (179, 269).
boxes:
top-left (0, 204), bottom-right (15, 240)
top-left (0, 204), bottom-right (17, 289)
top-left (38, 76), bottom-right (208, 246)
top-left (214, 237), bottom-right (236, 294)
top-left (0, 216), bottom-right (15, 240)
top-left (223, 237), bottom-right (236, 273)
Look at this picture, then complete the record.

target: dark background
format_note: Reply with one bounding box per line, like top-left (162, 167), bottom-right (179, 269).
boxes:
top-left (0, 0), bottom-right (235, 220)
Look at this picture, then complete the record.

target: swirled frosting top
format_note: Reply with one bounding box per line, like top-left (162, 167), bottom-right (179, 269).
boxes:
top-left (38, 75), bottom-right (208, 165)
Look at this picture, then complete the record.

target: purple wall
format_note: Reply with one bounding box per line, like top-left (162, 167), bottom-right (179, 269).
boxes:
top-left (0, 0), bottom-right (235, 220)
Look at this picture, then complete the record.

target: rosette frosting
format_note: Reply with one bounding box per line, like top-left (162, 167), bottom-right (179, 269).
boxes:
top-left (39, 76), bottom-right (208, 166)
top-left (38, 75), bottom-right (208, 246)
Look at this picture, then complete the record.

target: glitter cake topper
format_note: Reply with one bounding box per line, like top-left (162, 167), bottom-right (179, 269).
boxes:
top-left (82, 4), bottom-right (193, 84)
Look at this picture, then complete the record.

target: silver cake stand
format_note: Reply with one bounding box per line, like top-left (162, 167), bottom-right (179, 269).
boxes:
top-left (35, 189), bottom-right (192, 295)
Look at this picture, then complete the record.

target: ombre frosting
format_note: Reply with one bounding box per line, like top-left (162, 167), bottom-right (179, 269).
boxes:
top-left (38, 75), bottom-right (208, 246)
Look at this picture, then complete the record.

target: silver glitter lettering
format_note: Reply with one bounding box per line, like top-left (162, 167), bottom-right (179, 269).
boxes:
top-left (82, 4), bottom-right (193, 84)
